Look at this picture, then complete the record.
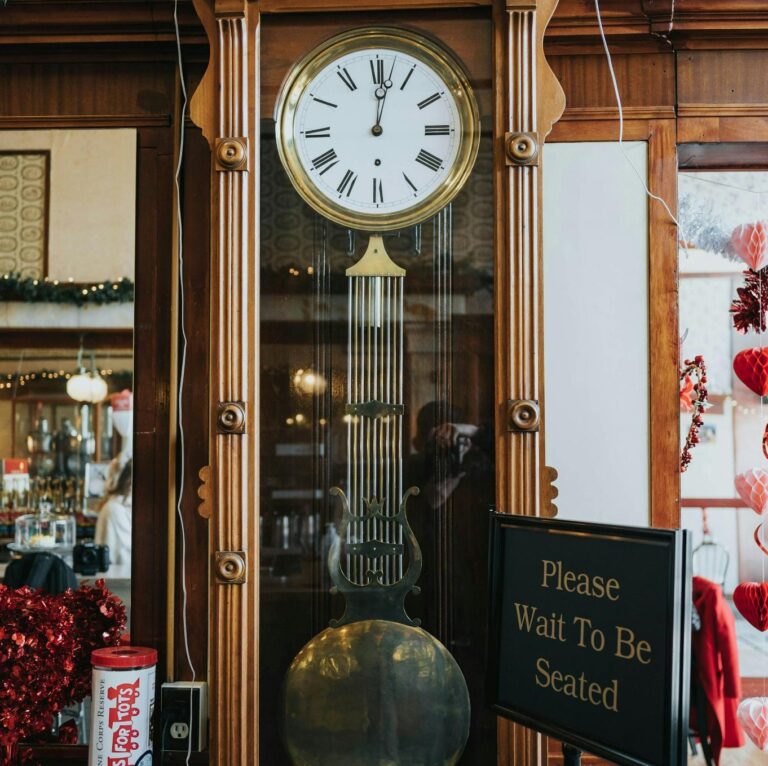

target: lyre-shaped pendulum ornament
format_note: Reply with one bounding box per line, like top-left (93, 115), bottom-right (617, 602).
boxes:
top-left (283, 236), bottom-right (470, 766)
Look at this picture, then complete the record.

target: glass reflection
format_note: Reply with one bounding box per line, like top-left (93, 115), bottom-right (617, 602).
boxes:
top-left (260, 125), bottom-right (496, 764)
top-left (679, 170), bottom-right (768, 758)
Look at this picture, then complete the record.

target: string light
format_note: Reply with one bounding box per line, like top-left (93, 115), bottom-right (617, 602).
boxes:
top-left (0, 368), bottom-right (130, 392)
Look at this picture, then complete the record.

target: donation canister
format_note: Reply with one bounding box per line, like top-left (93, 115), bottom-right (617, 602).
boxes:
top-left (89, 646), bottom-right (157, 766)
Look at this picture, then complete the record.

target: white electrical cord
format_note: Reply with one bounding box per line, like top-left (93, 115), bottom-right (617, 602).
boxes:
top-left (172, 2), bottom-right (196, 765)
top-left (594, 0), bottom-right (683, 237)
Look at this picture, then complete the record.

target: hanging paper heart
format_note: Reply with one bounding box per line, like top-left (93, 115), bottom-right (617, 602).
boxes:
top-left (733, 347), bottom-right (768, 396)
top-left (738, 697), bottom-right (768, 750)
top-left (734, 582), bottom-right (768, 632)
top-left (731, 221), bottom-right (768, 272)
top-left (735, 469), bottom-right (768, 515)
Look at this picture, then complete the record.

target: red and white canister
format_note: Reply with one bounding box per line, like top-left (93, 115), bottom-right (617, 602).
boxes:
top-left (89, 646), bottom-right (157, 766)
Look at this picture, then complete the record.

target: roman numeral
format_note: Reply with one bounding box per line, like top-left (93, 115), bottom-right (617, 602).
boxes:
top-left (400, 67), bottom-right (415, 90)
top-left (312, 96), bottom-right (338, 109)
top-left (425, 124), bottom-right (450, 136)
top-left (337, 67), bottom-right (357, 91)
top-left (415, 149), bottom-right (442, 172)
top-left (403, 172), bottom-right (417, 193)
top-left (304, 127), bottom-right (331, 138)
top-left (312, 149), bottom-right (339, 175)
top-left (417, 92), bottom-right (441, 110)
top-left (372, 178), bottom-right (383, 204)
top-left (337, 169), bottom-right (357, 197)
top-left (370, 58), bottom-right (384, 85)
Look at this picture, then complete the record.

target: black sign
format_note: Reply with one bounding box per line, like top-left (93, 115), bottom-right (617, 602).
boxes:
top-left (488, 514), bottom-right (691, 766)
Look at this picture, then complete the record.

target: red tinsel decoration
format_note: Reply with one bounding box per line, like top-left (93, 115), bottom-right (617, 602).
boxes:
top-left (731, 267), bottom-right (768, 334)
top-left (0, 580), bottom-right (126, 766)
top-left (60, 579), bottom-right (126, 704)
top-left (680, 355), bottom-right (709, 472)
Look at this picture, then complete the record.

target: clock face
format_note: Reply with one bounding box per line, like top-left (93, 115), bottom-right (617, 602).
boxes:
top-left (276, 29), bottom-right (479, 231)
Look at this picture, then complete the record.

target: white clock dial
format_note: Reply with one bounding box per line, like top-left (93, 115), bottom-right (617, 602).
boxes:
top-left (294, 49), bottom-right (460, 216)
top-left (275, 29), bottom-right (479, 231)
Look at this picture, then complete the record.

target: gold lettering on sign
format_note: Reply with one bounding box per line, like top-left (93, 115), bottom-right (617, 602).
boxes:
top-left (540, 559), bottom-right (620, 601)
top-left (534, 657), bottom-right (619, 712)
top-left (509, 556), bottom-right (655, 713)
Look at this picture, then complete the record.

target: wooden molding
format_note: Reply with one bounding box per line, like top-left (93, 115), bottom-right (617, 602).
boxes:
top-left (561, 105), bottom-right (676, 121)
top-left (494, 0), bottom-right (563, 763)
top-left (258, 0), bottom-right (492, 10)
top-left (188, 0), bottom-right (260, 763)
top-left (0, 0), bottom-right (208, 47)
top-left (647, 119), bottom-right (680, 530)
top-left (679, 103), bottom-right (768, 117)
top-left (0, 114), bottom-right (171, 127)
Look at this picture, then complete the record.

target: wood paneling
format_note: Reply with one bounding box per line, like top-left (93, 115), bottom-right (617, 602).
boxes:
top-left (678, 50), bottom-right (768, 106)
top-left (0, 0), bottom-right (206, 46)
top-left (679, 115), bottom-right (768, 143)
top-left (0, 328), bottom-right (133, 350)
top-left (131, 126), bottom-right (174, 685)
top-left (173, 124), bottom-right (212, 681)
top-left (549, 53), bottom-right (674, 110)
top-left (679, 141), bottom-right (768, 169)
top-left (0, 62), bottom-right (175, 118)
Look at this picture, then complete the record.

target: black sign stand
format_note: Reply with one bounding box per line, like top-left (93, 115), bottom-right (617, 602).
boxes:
top-left (562, 744), bottom-right (582, 766)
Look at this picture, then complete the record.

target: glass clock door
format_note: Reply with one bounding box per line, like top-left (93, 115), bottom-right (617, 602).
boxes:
top-left (259, 21), bottom-right (495, 764)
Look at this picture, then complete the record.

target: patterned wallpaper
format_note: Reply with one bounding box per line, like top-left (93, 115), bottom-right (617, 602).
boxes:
top-left (259, 134), bottom-right (494, 279)
top-left (0, 152), bottom-right (48, 279)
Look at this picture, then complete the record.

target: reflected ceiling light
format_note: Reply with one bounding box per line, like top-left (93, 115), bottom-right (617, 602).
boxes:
top-left (292, 368), bottom-right (327, 395)
top-left (67, 371), bottom-right (108, 403)
top-left (67, 345), bottom-right (108, 403)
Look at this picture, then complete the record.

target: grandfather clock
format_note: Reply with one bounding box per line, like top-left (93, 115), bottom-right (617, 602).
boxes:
top-left (189, 1), bottom-right (564, 765)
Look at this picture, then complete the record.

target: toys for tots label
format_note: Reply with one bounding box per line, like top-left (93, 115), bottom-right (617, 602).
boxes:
top-left (89, 667), bottom-right (155, 766)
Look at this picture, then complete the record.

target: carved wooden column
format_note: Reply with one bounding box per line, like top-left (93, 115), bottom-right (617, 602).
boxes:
top-left (190, 0), bottom-right (260, 764)
top-left (493, 0), bottom-right (564, 764)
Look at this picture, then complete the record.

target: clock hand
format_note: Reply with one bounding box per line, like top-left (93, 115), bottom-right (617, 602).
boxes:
top-left (372, 57), bottom-right (397, 136)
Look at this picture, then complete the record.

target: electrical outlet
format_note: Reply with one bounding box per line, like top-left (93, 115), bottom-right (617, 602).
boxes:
top-left (170, 722), bottom-right (190, 740)
top-left (160, 682), bottom-right (208, 752)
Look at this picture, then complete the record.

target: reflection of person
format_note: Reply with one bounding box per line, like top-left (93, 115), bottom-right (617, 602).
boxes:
top-left (95, 458), bottom-right (132, 577)
top-left (405, 401), bottom-right (492, 509)
top-left (405, 401), bottom-right (496, 765)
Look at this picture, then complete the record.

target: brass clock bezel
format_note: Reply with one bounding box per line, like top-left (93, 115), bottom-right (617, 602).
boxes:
top-left (274, 27), bottom-right (481, 232)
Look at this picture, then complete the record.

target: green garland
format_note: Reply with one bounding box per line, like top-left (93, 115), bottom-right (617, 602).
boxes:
top-left (0, 368), bottom-right (132, 392)
top-left (0, 273), bottom-right (134, 306)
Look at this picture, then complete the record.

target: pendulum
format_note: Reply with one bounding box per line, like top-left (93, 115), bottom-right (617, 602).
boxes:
top-left (282, 235), bottom-right (470, 766)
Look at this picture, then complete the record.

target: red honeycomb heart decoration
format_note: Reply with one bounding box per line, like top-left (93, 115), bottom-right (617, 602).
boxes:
top-left (731, 221), bottom-right (768, 272)
top-left (733, 347), bottom-right (768, 396)
top-left (734, 582), bottom-right (768, 632)
top-left (735, 469), bottom-right (768, 515)
top-left (738, 697), bottom-right (768, 751)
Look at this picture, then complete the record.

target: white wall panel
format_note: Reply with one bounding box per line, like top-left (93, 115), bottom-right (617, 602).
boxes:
top-left (543, 142), bottom-right (649, 526)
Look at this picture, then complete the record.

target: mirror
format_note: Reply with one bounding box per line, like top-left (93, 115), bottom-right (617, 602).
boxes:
top-left (0, 127), bottom-right (136, 742)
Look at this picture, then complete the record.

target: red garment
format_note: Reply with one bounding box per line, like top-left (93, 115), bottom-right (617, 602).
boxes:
top-left (691, 576), bottom-right (744, 764)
